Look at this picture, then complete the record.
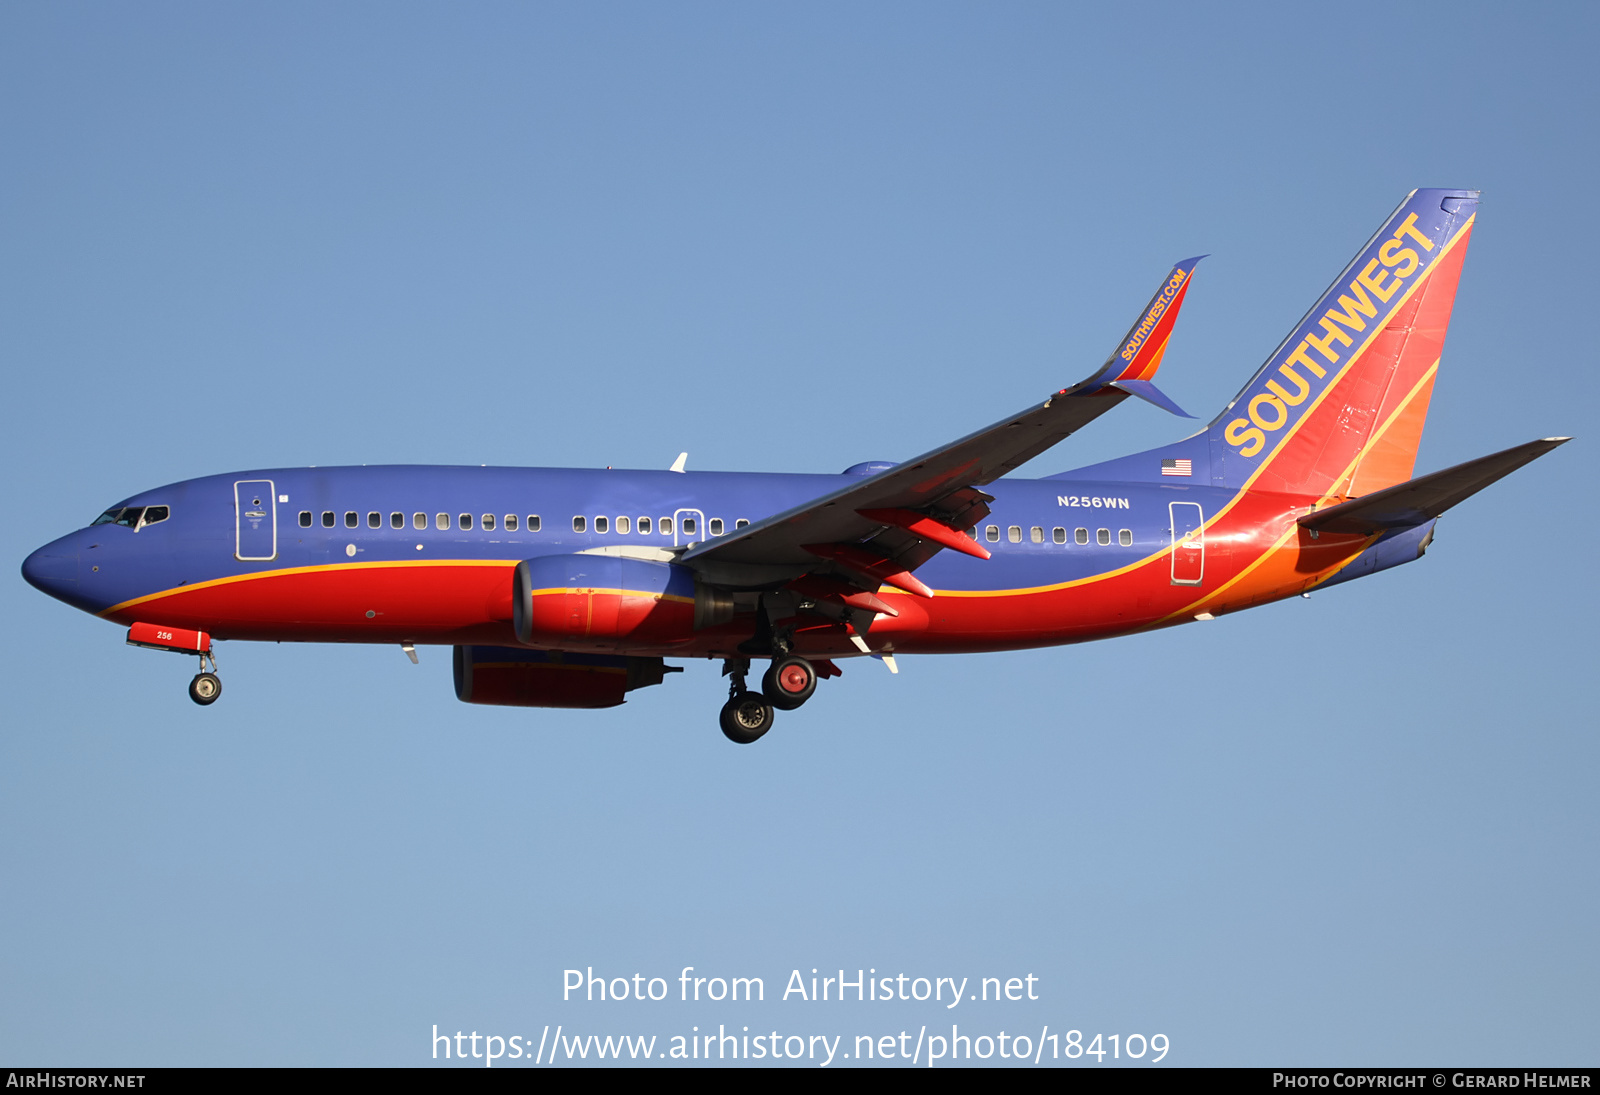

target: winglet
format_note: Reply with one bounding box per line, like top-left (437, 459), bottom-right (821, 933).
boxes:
top-left (1084, 255), bottom-right (1205, 392)
top-left (669, 452), bottom-right (688, 473)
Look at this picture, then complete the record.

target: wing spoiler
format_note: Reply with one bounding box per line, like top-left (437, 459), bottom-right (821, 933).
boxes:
top-left (1298, 437), bottom-right (1570, 535)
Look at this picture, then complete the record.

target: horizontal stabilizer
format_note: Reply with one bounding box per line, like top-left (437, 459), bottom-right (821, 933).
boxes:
top-left (1299, 437), bottom-right (1570, 534)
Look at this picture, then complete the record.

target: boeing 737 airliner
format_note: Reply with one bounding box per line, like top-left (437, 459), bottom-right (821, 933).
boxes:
top-left (22, 189), bottom-right (1567, 742)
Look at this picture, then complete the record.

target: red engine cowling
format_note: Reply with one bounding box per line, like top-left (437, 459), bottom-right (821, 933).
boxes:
top-left (453, 645), bottom-right (676, 708)
top-left (512, 554), bottom-right (730, 649)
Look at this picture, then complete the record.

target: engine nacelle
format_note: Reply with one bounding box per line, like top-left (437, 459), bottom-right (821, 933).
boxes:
top-left (512, 554), bottom-right (731, 648)
top-left (453, 645), bottom-right (675, 708)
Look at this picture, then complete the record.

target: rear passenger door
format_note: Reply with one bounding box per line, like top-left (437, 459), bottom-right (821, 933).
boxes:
top-left (1169, 501), bottom-right (1204, 586)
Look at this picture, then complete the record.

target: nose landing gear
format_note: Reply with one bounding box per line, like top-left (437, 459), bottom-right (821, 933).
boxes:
top-left (189, 672), bottom-right (222, 705)
top-left (188, 650), bottom-right (222, 706)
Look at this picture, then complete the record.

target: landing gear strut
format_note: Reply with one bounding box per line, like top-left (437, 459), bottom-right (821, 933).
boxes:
top-left (719, 658), bottom-right (773, 744)
top-left (188, 651), bottom-right (221, 706)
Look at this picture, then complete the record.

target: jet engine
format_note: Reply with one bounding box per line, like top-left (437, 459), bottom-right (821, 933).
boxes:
top-left (512, 554), bottom-right (733, 649)
top-left (453, 645), bottom-right (677, 708)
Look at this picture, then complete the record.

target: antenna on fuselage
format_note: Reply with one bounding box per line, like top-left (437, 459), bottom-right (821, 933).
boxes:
top-left (669, 452), bottom-right (688, 473)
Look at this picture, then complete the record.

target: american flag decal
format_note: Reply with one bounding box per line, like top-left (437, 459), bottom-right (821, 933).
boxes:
top-left (1161, 458), bottom-right (1192, 477)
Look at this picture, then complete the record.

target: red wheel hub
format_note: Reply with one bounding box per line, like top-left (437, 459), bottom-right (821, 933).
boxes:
top-left (778, 664), bottom-right (810, 693)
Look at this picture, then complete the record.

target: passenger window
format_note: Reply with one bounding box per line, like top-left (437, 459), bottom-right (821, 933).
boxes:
top-left (414, 512), bottom-right (427, 530)
top-left (985, 525), bottom-right (999, 542)
top-left (322, 511), bottom-right (335, 528)
top-left (595, 516), bottom-right (608, 534)
top-left (482, 514), bottom-right (495, 531)
top-left (637, 516), bottom-right (651, 534)
top-left (1097, 528), bottom-right (1111, 545)
top-left (709, 517), bottom-right (724, 536)
top-left (1075, 527), bottom-right (1089, 544)
top-left (616, 516), bottom-right (630, 534)
top-left (504, 515), bottom-right (518, 531)
top-left (736, 519), bottom-right (749, 529)
top-left (573, 516), bottom-right (586, 533)
top-left (661, 517), bottom-right (674, 535)
top-left (459, 514), bottom-right (473, 530)
top-left (299, 511), bottom-right (312, 528)
top-left (1007, 526), bottom-right (1022, 543)
top-left (1030, 526), bottom-right (1044, 543)
top-left (528, 515), bottom-right (541, 532)
top-left (682, 517), bottom-right (696, 535)
top-left (1119, 529), bottom-right (1133, 547)
top-left (142, 506), bottom-right (169, 525)
top-left (391, 512), bottom-right (404, 529)
top-left (436, 513), bottom-right (450, 530)
top-left (1053, 527), bottom-right (1067, 544)
top-left (345, 511), bottom-right (358, 528)
top-left (367, 512), bottom-right (380, 528)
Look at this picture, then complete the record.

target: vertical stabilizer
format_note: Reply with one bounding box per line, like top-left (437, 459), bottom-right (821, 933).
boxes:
top-left (1208, 189), bottom-right (1478, 500)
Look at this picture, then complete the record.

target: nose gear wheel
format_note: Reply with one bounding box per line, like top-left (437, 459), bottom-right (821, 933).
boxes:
top-left (188, 672), bottom-right (222, 705)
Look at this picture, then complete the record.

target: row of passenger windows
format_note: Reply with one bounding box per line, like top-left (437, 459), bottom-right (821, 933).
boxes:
top-left (291, 508), bottom-right (1130, 548)
top-left (984, 524), bottom-right (1134, 547)
top-left (301, 510), bottom-right (543, 532)
top-left (570, 515), bottom-right (749, 536)
top-left (296, 511), bottom-right (753, 536)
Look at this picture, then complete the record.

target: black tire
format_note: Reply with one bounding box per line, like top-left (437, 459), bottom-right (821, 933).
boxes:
top-left (719, 690), bottom-right (774, 744)
top-left (189, 672), bottom-right (222, 706)
top-left (762, 656), bottom-right (816, 711)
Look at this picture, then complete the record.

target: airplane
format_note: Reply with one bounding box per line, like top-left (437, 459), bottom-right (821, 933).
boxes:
top-left (21, 188), bottom-right (1569, 743)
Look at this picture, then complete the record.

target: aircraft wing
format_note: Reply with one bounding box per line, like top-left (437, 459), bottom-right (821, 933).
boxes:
top-left (680, 257), bottom-right (1203, 593)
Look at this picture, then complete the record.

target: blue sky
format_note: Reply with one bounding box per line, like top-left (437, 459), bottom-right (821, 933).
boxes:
top-left (2, 2), bottom-right (1595, 1066)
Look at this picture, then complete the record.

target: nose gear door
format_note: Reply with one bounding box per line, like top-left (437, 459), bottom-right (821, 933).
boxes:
top-left (235, 479), bottom-right (277, 561)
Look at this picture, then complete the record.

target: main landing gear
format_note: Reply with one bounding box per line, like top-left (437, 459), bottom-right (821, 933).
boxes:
top-left (718, 655), bottom-right (820, 744)
top-left (188, 651), bottom-right (222, 706)
top-left (763, 655), bottom-right (817, 710)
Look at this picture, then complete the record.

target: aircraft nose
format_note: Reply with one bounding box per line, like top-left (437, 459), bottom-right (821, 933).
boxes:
top-left (21, 533), bottom-right (80, 601)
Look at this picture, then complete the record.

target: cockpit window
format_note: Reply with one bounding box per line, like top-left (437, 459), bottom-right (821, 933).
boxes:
top-left (92, 507), bottom-right (143, 527)
top-left (91, 505), bottom-right (169, 529)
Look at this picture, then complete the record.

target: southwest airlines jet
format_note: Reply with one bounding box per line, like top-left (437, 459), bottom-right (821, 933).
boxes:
top-left (22, 190), bottom-right (1567, 743)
